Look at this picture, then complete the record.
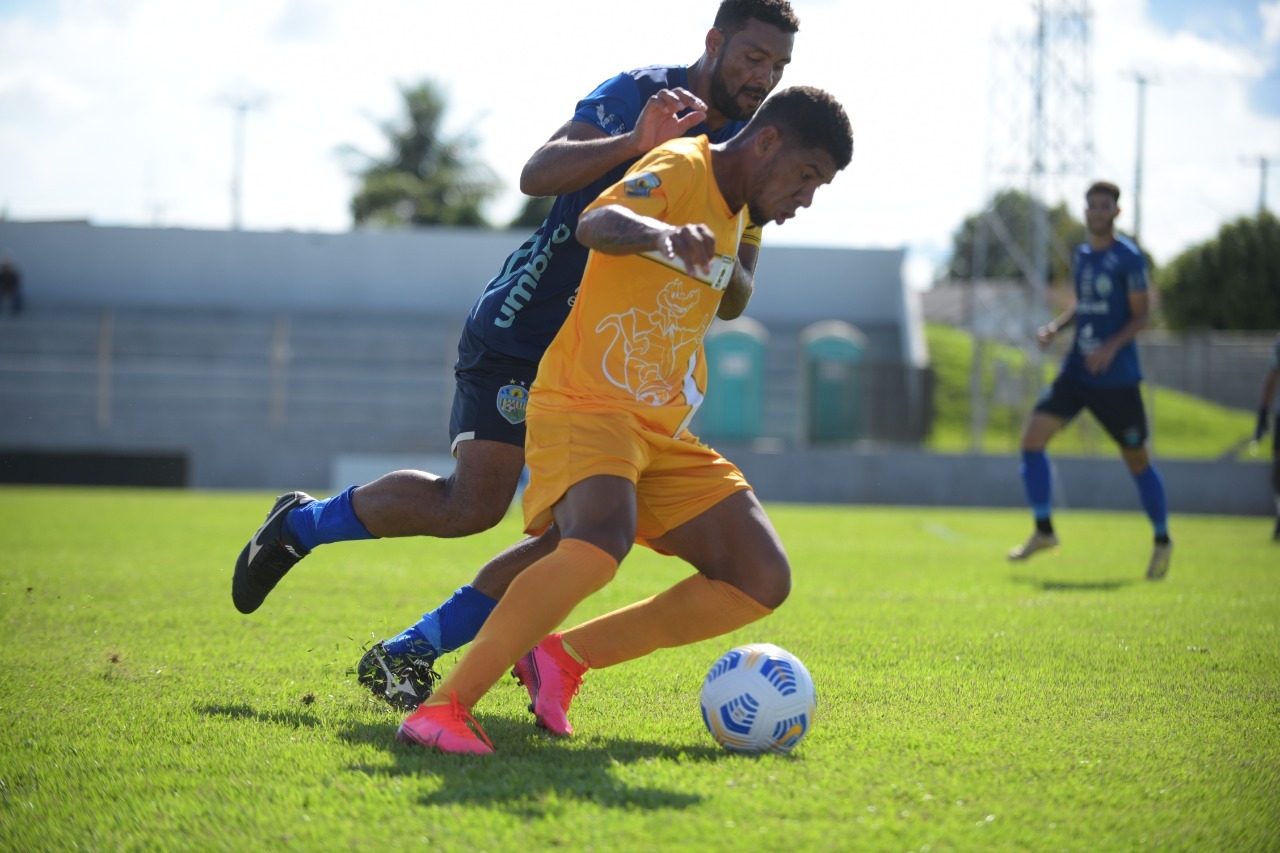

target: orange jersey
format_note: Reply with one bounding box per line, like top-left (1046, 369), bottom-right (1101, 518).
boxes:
top-left (529, 135), bottom-right (749, 437)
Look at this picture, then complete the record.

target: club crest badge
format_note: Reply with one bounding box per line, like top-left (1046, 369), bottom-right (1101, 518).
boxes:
top-left (625, 172), bottom-right (662, 197)
top-left (496, 383), bottom-right (529, 425)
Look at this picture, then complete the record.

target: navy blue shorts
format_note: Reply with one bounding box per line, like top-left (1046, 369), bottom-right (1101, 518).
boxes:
top-left (448, 326), bottom-right (539, 454)
top-left (1034, 374), bottom-right (1149, 448)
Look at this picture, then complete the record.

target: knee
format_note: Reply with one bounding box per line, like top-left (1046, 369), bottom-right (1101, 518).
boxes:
top-left (446, 500), bottom-right (510, 537)
top-left (436, 476), bottom-right (512, 536)
top-left (742, 558), bottom-right (791, 611)
top-left (1121, 447), bottom-right (1150, 475)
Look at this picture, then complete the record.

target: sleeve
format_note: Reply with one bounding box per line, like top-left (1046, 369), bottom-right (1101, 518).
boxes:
top-left (741, 223), bottom-right (763, 249)
top-left (571, 72), bottom-right (642, 137)
top-left (1127, 248), bottom-right (1150, 293)
top-left (582, 145), bottom-right (691, 222)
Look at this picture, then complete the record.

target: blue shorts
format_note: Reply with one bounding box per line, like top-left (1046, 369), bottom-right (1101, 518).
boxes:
top-left (448, 326), bottom-right (539, 455)
top-left (1034, 374), bottom-right (1148, 448)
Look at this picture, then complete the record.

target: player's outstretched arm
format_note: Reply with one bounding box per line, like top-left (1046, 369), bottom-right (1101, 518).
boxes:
top-left (578, 205), bottom-right (716, 276)
top-left (520, 89), bottom-right (709, 198)
top-left (1037, 295), bottom-right (1077, 348)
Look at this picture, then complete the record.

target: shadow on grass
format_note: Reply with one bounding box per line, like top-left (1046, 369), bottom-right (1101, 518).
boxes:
top-left (1009, 574), bottom-right (1137, 592)
top-left (196, 702), bottom-right (322, 729)
top-left (339, 716), bottom-right (729, 814)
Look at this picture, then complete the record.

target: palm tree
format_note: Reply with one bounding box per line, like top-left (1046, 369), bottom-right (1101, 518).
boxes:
top-left (345, 81), bottom-right (499, 228)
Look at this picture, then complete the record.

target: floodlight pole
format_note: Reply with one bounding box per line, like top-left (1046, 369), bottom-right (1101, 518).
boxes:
top-left (222, 95), bottom-right (265, 231)
top-left (1132, 74), bottom-right (1148, 244)
top-left (1256, 156), bottom-right (1271, 213)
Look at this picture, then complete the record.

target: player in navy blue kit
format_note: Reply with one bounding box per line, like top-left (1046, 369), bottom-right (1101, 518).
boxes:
top-left (1252, 333), bottom-right (1280, 539)
top-left (231, 0), bottom-right (800, 708)
top-left (1008, 180), bottom-right (1173, 580)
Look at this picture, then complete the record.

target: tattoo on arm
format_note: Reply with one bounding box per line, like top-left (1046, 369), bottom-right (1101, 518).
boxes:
top-left (578, 207), bottom-right (665, 255)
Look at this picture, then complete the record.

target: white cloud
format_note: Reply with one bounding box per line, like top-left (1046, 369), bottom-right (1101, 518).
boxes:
top-left (1262, 0), bottom-right (1280, 46)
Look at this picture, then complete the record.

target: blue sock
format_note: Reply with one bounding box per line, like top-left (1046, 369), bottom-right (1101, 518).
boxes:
top-left (1132, 465), bottom-right (1169, 539)
top-left (383, 585), bottom-right (499, 659)
top-left (1020, 450), bottom-right (1053, 522)
top-left (283, 486), bottom-right (374, 552)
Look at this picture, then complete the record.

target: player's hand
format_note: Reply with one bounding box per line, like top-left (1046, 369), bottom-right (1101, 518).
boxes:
top-left (661, 223), bottom-right (716, 277)
top-left (630, 88), bottom-right (708, 156)
top-left (1036, 324), bottom-right (1056, 349)
top-left (1084, 343), bottom-right (1116, 375)
top-left (1256, 406), bottom-right (1270, 442)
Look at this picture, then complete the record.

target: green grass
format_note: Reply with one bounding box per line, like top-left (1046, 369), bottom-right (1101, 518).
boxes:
top-left (2, 487), bottom-right (1278, 851)
top-left (925, 323), bottom-right (1259, 459)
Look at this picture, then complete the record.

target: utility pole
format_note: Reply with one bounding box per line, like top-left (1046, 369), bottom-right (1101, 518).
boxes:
top-left (1251, 156), bottom-right (1271, 213)
top-left (219, 93), bottom-right (266, 231)
top-left (1131, 73), bottom-right (1148, 244)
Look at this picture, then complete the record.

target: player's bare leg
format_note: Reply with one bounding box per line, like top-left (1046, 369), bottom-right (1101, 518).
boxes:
top-left (352, 439), bottom-right (526, 538)
top-left (649, 489), bottom-right (791, 610)
top-left (1123, 445), bottom-right (1173, 580)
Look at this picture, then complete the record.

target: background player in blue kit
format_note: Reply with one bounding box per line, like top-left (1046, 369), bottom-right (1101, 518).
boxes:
top-left (231, 0), bottom-right (800, 707)
top-left (1008, 180), bottom-right (1173, 580)
top-left (1252, 333), bottom-right (1280, 540)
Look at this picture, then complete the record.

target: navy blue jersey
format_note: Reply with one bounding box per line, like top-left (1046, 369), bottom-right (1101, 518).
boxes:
top-left (463, 65), bottom-right (757, 364)
top-left (1060, 235), bottom-right (1149, 387)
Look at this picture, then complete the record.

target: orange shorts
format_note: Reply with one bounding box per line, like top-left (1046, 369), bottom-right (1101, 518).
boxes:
top-left (522, 407), bottom-right (751, 544)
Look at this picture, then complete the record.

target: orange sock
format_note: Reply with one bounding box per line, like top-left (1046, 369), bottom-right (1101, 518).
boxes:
top-left (561, 574), bottom-right (772, 670)
top-left (426, 538), bottom-right (618, 709)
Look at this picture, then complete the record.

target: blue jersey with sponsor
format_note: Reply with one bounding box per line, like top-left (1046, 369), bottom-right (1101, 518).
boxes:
top-left (462, 65), bottom-right (753, 365)
top-left (1060, 235), bottom-right (1149, 387)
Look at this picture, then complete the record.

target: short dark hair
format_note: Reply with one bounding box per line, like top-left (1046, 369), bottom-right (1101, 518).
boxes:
top-left (1087, 180), bottom-right (1121, 203)
top-left (714, 0), bottom-right (800, 37)
top-left (748, 85), bottom-right (853, 170)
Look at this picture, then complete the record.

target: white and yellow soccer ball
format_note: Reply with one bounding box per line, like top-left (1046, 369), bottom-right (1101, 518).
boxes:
top-left (699, 643), bottom-right (816, 754)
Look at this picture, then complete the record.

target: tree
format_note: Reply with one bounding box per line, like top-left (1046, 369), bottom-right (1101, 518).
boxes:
top-left (345, 81), bottom-right (500, 228)
top-left (508, 195), bottom-right (555, 230)
top-left (946, 188), bottom-right (1086, 287)
top-left (1158, 211), bottom-right (1280, 330)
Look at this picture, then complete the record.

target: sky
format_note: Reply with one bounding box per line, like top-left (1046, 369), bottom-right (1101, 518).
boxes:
top-left (0, 0), bottom-right (1277, 289)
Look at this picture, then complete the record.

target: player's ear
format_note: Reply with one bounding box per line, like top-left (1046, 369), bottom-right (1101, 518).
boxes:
top-left (705, 26), bottom-right (723, 58)
top-left (753, 125), bottom-right (781, 158)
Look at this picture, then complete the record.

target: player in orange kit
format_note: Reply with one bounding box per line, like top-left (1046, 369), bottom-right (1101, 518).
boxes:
top-left (393, 85), bottom-right (854, 754)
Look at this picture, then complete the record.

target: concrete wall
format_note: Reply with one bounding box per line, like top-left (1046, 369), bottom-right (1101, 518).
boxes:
top-left (719, 446), bottom-right (1270, 516)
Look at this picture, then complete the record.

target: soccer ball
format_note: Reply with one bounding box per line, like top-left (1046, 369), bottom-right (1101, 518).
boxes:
top-left (699, 643), bottom-right (816, 754)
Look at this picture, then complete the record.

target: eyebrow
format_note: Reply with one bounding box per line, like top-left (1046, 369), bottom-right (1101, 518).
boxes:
top-left (732, 35), bottom-right (792, 62)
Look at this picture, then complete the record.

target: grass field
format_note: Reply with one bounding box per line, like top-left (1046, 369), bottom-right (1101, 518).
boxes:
top-left (2, 487), bottom-right (1277, 851)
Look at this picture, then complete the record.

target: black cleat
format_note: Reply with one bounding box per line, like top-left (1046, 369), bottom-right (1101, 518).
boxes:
top-left (232, 491), bottom-right (314, 614)
top-left (356, 642), bottom-right (440, 710)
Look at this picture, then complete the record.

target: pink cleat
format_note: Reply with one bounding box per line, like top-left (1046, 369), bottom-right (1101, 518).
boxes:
top-left (511, 633), bottom-right (587, 737)
top-left (395, 692), bottom-right (493, 754)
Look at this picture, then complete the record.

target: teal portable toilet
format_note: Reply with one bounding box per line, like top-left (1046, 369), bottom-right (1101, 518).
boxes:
top-left (700, 317), bottom-right (769, 441)
top-left (802, 320), bottom-right (866, 443)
